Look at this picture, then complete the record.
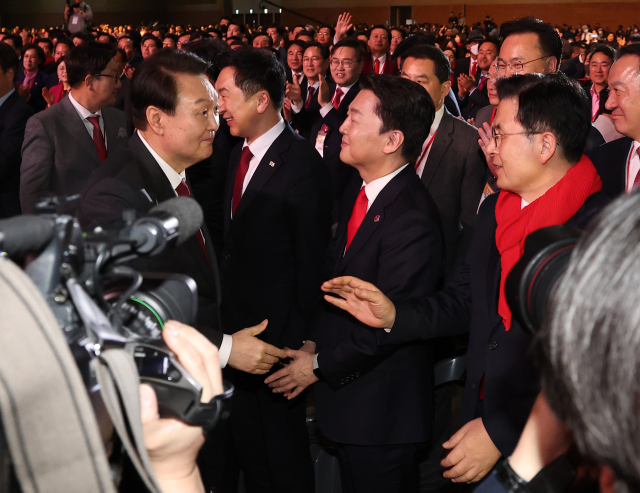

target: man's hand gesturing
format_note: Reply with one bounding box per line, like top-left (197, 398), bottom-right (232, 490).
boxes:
top-left (228, 320), bottom-right (287, 374)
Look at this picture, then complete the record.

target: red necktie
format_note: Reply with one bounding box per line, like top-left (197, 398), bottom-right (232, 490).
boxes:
top-left (294, 72), bottom-right (303, 85)
top-left (374, 58), bottom-right (380, 74)
top-left (305, 87), bottom-right (315, 108)
top-left (478, 76), bottom-right (488, 91)
top-left (175, 180), bottom-right (209, 263)
top-left (86, 115), bottom-right (107, 162)
top-left (633, 149), bottom-right (640, 189)
top-left (471, 60), bottom-right (477, 77)
top-left (414, 131), bottom-right (437, 170)
top-left (332, 87), bottom-right (344, 109)
top-left (345, 186), bottom-right (368, 251)
top-left (232, 146), bottom-right (253, 216)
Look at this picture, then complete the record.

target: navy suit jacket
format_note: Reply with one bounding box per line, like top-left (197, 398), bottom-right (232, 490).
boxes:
top-left (380, 190), bottom-right (608, 456)
top-left (77, 133), bottom-right (224, 348)
top-left (17, 71), bottom-right (48, 113)
top-left (587, 136), bottom-right (633, 199)
top-left (221, 122), bottom-right (333, 350)
top-left (314, 165), bottom-right (444, 446)
top-left (0, 91), bottom-right (34, 218)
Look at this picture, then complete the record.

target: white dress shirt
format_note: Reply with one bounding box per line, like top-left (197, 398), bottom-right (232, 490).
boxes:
top-left (319, 80), bottom-right (358, 118)
top-left (626, 140), bottom-right (640, 193)
top-left (68, 92), bottom-right (107, 149)
top-left (415, 105), bottom-right (445, 177)
top-left (371, 53), bottom-right (387, 74)
top-left (239, 117), bottom-right (286, 197)
top-left (291, 80), bottom-right (321, 114)
top-left (138, 131), bottom-right (233, 368)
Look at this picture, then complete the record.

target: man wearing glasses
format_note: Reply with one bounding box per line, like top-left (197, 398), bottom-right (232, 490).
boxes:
top-left (320, 73), bottom-right (607, 486)
top-left (310, 37), bottom-right (364, 221)
top-left (21, 42), bottom-right (129, 214)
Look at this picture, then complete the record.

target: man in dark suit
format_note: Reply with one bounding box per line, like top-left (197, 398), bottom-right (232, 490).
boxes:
top-left (560, 42), bottom-right (586, 79)
top-left (266, 74), bottom-right (444, 493)
top-left (588, 44), bottom-right (640, 198)
top-left (583, 44), bottom-right (615, 122)
top-left (77, 49), bottom-right (287, 380)
top-left (0, 42), bottom-right (34, 219)
top-left (311, 37), bottom-right (364, 220)
top-left (288, 41), bottom-right (330, 140)
top-left (362, 25), bottom-right (398, 76)
top-left (321, 74), bottom-right (608, 485)
top-left (213, 48), bottom-right (332, 492)
top-left (451, 30), bottom-right (485, 96)
top-left (457, 39), bottom-right (498, 120)
top-left (20, 42), bottom-right (129, 214)
top-left (16, 44), bottom-right (48, 113)
top-left (285, 39), bottom-right (306, 85)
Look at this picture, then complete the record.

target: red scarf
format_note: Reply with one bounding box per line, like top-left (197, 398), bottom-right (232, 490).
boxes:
top-left (495, 155), bottom-right (602, 330)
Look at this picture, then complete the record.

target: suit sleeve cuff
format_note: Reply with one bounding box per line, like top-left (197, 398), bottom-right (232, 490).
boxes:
top-left (313, 353), bottom-right (319, 370)
top-left (218, 334), bottom-right (233, 368)
top-left (291, 100), bottom-right (302, 113)
top-left (319, 103), bottom-right (333, 118)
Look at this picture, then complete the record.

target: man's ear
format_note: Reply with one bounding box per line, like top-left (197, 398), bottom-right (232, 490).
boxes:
top-left (540, 131), bottom-right (558, 164)
top-left (145, 106), bottom-right (164, 135)
top-left (545, 56), bottom-right (558, 74)
top-left (256, 90), bottom-right (271, 114)
top-left (383, 130), bottom-right (404, 156)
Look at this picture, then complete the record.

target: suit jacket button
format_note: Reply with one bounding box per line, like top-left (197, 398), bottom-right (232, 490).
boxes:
top-left (489, 341), bottom-right (498, 350)
top-left (472, 383), bottom-right (477, 390)
top-left (225, 254), bottom-right (231, 260)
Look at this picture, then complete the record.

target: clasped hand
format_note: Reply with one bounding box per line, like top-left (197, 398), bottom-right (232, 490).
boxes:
top-left (264, 341), bottom-right (318, 399)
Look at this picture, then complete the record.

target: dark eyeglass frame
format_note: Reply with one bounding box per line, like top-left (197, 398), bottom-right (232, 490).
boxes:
top-left (492, 55), bottom-right (551, 75)
top-left (91, 73), bottom-right (120, 81)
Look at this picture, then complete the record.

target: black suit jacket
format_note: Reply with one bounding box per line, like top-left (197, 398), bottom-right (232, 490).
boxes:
top-left (421, 108), bottom-right (486, 282)
top-left (587, 136), bottom-right (633, 199)
top-left (452, 57), bottom-right (473, 98)
top-left (221, 122), bottom-right (332, 349)
top-left (459, 75), bottom-right (490, 120)
top-left (560, 55), bottom-right (586, 80)
top-left (291, 82), bottom-right (321, 141)
top-left (0, 91), bottom-right (34, 218)
top-left (309, 81), bottom-right (361, 218)
top-left (314, 165), bottom-right (444, 446)
top-left (77, 133), bottom-right (224, 347)
top-left (381, 190), bottom-right (608, 457)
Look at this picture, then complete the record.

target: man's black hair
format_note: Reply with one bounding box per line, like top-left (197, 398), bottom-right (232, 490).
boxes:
top-left (480, 37), bottom-right (501, 53)
top-left (0, 42), bottom-right (20, 83)
top-left (391, 27), bottom-right (407, 38)
top-left (317, 25), bottom-right (336, 38)
top-left (588, 43), bottom-right (616, 62)
top-left (141, 33), bottom-right (162, 50)
top-left (66, 41), bottom-right (117, 87)
top-left (331, 37), bottom-right (365, 62)
top-left (22, 44), bottom-right (46, 68)
top-left (267, 23), bottom-right (285, 38)
top-left (500, 17), bottom-right (563, 66)
top-left (3, 34), bottom-right (23, 51)
top-left (228, 20), bottom-right (246, 34)
top-left (400, 44), bottom-right (452, 84)
top-left (495, 73), bottom-right (589, 164)
top-left (618, 43), bottom-right (640, 63)
top-left (219, 47), bottom-right (285, 109)
top-left (97, 33), bottom-right (117, 45)
top-left (71, 31), bottom-right (90, 44)
top-left (390, 32), bottom-right (436, 61)
top-left (183, 37), bottom-right (231, 81)
top-left (35, 37), bottom-right (54, 53)
top-left (55, 38), bottom-right (74, 50)
top-left (287, 39), bottom-right (308, 53)
top-left (304, 40), bottom-right (330, 60)
top-left (359, 73), bottom-right (435, 162)
top-left (131, 49), bottom-right (210, 130)
top-left (295, 30), bottom-right (315, 40)
top-left (252, 32), bottom-right (273, 47)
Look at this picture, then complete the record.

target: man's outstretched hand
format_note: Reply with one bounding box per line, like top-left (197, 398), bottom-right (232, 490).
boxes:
top-left (264, 345), bottom-right (318, 399)
top-left (321, 276), bottom-right (396, 329)
top-left (228, 320), bottom-right (287, 374)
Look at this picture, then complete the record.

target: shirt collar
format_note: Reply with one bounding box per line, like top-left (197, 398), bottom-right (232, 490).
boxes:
top-left (431, 105), bottom-right (445, 135)
top-left (336, 80), bottom-right (357, 93)
top-left (68, 92), bottom-right (103, 120)
top-left (137, 130), bottom-right (185, 190)
top-left (243, 117), bottom-right (286, 161)
top-left (373, 53), bottom-right (387, 64)
top-left (361, 164), bottom-right (408, 208)
top-left (0, 88), bottom-right (15, 108)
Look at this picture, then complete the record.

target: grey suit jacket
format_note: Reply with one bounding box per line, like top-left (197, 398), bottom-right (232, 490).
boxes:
top-left (20, 96), bottom-right (129, 214)
top-left (420, 108), bottom-right (486, 282)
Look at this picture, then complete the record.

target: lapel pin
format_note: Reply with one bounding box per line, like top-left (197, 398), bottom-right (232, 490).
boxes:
top-left (269, 161), bottom-right (275, 167)
top-left (374, 215), bottom-right (380, 222)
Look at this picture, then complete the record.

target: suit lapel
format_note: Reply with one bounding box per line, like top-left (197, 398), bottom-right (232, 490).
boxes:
top-left (129, 133), bottom-right (176, 204)
top-left (231, 123), bottom-right (294, 221)
top-left (421, 109), bottom-right (454, 188)
top-left (58, 97), bottom-right (102, 166)
top-left (0, 92), bottom-right (18, 125)
top-left (103, 109), bottom-right (126, 155)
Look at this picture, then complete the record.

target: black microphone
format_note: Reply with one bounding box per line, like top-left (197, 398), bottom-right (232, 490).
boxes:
top-left (0, 216), bottom-right (56, 258)
top-left (129, 197), bottom-right (204, 256)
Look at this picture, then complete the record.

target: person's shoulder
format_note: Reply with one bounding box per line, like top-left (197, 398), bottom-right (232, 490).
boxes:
top-left (2, 92), bottom-right (34, 120)
top-left (102, 105), bottom-right (127, 122)
top-left (588, 136), bottom-right (632, 162)
top-left (446, 109), bottom-right (480, 140)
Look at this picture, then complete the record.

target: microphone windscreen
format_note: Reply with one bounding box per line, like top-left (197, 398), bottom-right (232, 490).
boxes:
top-left (150, 197), bottom-right (204, 246)
top-left (0, 216), bottom-right (56, 258)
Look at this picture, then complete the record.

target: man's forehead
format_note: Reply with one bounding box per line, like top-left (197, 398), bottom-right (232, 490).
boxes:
top-left (178, 73), bottom-right (216, 103)
top-left (332, 47), bottom-right (356, 59)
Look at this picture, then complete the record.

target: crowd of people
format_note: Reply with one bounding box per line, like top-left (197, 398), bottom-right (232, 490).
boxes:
top-left (2, 6), bottom-right (640, 493)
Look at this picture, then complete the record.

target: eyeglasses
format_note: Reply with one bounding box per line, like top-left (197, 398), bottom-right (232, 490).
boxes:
top-left (490, 126), bottom-right (542, 147)
top-left (303, 56), bottom-right (324, 64)
top-left (330, 59), bottom-right (360, 68)
top-left (91, 73), bottom-right (120, 82)
top-left (492, 55), bottom-right (551, 75)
